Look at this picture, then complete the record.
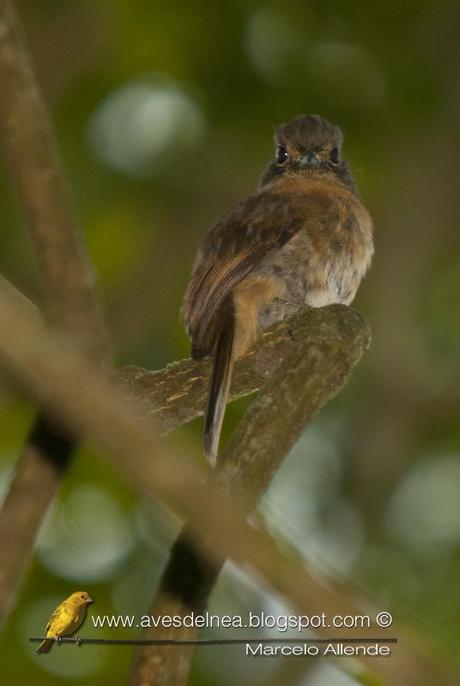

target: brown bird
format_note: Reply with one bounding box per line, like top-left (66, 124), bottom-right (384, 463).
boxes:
top-left (183, 114), bottom-right (374, 464)
top-left (37, 591), bottom-right (94, 654)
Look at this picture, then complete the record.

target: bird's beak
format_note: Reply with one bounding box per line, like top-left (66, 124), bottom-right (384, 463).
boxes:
top-left (87, 596), bottom-right (94, 604)
top-left (299, 151), bottom-right (320, 167)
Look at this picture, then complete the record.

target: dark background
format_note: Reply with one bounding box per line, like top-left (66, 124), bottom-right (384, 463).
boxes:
top-left (1, 1), bottom-right (459, 684)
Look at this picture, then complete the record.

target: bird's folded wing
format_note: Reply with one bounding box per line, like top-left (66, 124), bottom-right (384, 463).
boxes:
top-left (45, 608), bottom-right (59, 633)
top-left (183, 186), bottom-right (309, 356)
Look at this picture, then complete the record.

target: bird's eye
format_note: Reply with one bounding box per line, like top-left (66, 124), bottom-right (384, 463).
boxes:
top-left (276, 145), bottom-right (288, 165)
top-left (330, 147), bottom-right (340, 164)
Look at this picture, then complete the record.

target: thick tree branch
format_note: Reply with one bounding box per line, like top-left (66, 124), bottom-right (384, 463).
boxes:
top-left (119, 304), bottom-right (361, 434)
top-left (0, 0), bottom-right (106, 624)
top-left (129, 305), bottom-right (370, 686)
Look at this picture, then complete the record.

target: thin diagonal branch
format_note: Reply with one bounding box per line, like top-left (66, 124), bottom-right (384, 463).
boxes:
top-left (0, 0), bottom-right (107, 624)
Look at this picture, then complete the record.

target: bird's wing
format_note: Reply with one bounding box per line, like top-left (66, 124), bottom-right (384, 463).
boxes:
top-left (45, 604), bottom-right (68, 637)
top-left (183, 183), bottom-right (316, 357)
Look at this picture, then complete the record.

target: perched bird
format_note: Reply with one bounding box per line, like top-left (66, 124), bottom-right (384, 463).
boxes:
top-left (183, 114), bottom-right (374, 464)
top-left (37, 591), bottom-right (93, 654)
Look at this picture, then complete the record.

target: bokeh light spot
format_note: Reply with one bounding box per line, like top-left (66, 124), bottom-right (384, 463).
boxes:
top-left (307, 42), bottom-right (385, 109)
top-left (260, 425), bottom-right (364, 573)
top-left (37, 485), bottom-right (135, 581)
top-left (87, 78), bottom-right (206, 176)
top-left (385, 453), bottom-right (460, 554)
top-left (244, 7), bottom-right (307, 83)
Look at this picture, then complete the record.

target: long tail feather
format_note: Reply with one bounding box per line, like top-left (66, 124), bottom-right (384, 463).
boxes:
top-left (203, 311), bottom-right (235, 466)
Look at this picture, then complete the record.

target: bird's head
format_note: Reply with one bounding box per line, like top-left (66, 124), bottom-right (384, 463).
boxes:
top-left (260, 114), bottom-right (354, 189)
top-left (70, 591), bottom-right (94, 607)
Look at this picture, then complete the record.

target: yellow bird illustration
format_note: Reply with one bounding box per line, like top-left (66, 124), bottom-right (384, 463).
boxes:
top-left (37, 591), bottom-right (94, 654)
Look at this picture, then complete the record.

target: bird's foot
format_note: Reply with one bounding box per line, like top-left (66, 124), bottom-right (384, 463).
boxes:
top-left (74, 636), bottom-right (82, 647)
top-left (54, 635), bottom-right (62, 646)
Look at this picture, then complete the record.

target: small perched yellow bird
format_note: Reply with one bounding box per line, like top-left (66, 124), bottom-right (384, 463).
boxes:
top-left (37, 591), bottom-right (93, 654)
